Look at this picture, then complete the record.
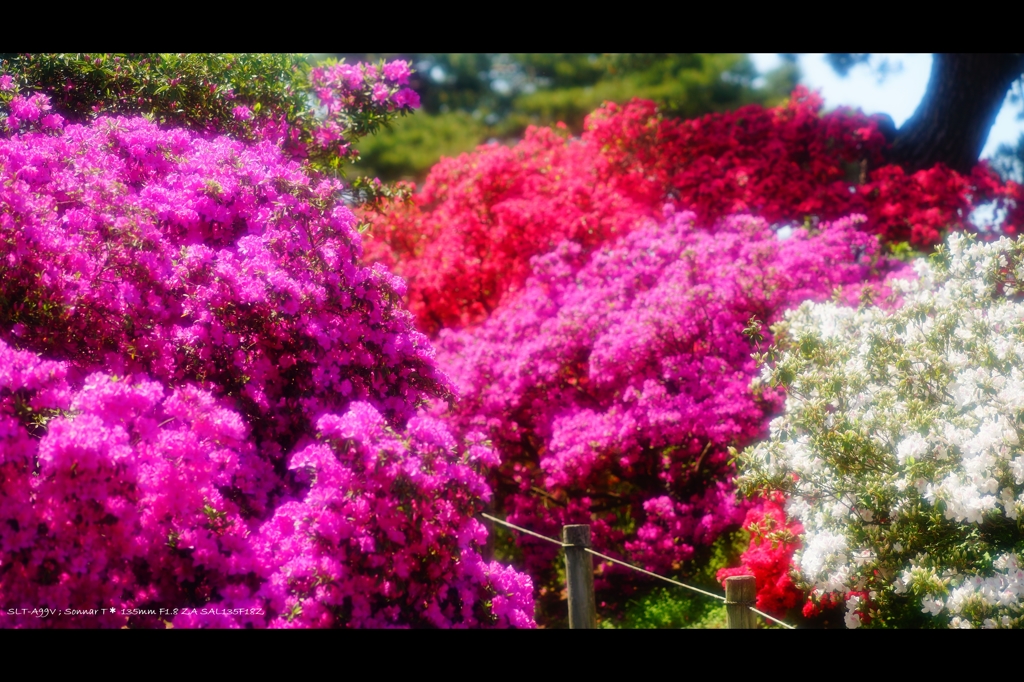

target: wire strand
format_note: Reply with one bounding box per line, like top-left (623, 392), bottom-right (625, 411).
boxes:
top-left (481, 512), bottom-right (796, 629)
top-left (749, 606), bottom-right (796, 629)
top-left (583, 548), bottom-right (726, 602)
top-left (480, 513), bottom-right (569, 547)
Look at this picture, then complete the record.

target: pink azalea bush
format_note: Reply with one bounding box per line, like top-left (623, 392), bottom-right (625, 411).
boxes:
top-left (0, 94), bottom-right (533, 628)
top-left (434, 208), bottom-right (910, 606)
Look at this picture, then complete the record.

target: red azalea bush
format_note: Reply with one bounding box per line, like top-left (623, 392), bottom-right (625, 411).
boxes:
top-left (433, 208), bottom-right (910, 606)
top-left (362, 120), bottom-right (655, 334)
top-left (364, 87), bottom-right (1023, 335)
top-left (716, 495), bottom-right (804, 619)
top-left (0, 93), bottom-right (534, 628)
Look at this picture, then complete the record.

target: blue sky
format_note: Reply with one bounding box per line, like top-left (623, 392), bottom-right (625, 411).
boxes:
top-left (749, 54), bottom-right (1024, 159)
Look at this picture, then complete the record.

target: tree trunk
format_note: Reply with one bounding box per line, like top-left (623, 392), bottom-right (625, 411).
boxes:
top-left (889, 54), bottom-right (1024, 174)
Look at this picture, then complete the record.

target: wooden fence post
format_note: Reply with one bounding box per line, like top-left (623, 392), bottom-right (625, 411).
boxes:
top-left (563, 524), bottom-right (597, 629)
top-left (725, 575), bottom-right (757, 629)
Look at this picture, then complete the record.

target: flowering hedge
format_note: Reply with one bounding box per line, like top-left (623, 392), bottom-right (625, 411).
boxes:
top-left (736, 232), bottom-right (1024, 628)
top-left (0, 54), bottom-right (421, 180)
top-left (434, 208), bottom-right (909, 606)
top-left (0, 97), bottom-right (533, 628)
top-left (364, 88), bottom-right (1023, 335)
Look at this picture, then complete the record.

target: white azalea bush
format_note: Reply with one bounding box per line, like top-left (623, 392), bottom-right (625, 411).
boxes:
top-left (736, 232), bottom-right (1024, 629)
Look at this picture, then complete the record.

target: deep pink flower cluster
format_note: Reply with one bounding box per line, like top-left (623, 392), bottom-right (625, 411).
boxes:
top-left (4, 92), bottom-right (64, 132)
top-left (0, 100), bottom-right (533, 628)
top-left (305, 60), bottom-right (420, 154)
top-left (1, 111), bottom-right (447, 438)
top-left (305, 58), bottom-right (419, 114)
top-left (435, 209), bottom-right (910, 598)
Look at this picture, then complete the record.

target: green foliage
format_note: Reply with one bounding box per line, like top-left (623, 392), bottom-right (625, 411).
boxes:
top-left (600, 587), bottom-right (728, 629)
top-left (351, 110), bottom-right (487, 181)
top-left (598, 529), bottom-right (748, 629)
top-left (1, 53), bottom-right (305, 137)
top-left (510, 53), bottom-right (794, 136)
top-left (888, 240), bottom-right (926, 263)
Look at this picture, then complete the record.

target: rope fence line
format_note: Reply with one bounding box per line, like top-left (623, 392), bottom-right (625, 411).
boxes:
top-left (480, 512), bottom-right (796, 630)
top-left (582, 547), bottom-right (726, 603)
top-left (749, 606), bottom-right (794, 629)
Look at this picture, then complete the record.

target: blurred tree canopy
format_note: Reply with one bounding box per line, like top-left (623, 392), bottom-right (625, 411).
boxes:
top-left (323, 53), bottom-right (800, 181)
